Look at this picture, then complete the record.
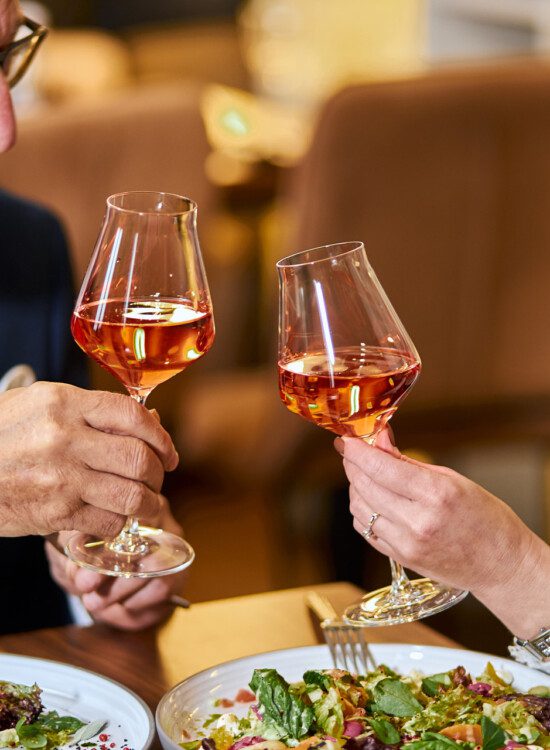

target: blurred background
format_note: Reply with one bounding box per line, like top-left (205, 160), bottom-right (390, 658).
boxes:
top-left (3, 0), bottom-right (550, 652)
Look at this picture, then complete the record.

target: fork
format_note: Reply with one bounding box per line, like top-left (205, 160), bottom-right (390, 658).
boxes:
top-left (306, 591), bottom-right (377, 673)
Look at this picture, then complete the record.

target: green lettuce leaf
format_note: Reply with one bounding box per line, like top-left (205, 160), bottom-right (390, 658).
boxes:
top-left (37, 711), bottom-right (85, 733)
top-left (249, 669), bottom-right (314, 740)
top-left (483, 700), bottom-right (541, 744)
top-left (404, 731), bottom-right (462, 750)
top-left (304, 671), bottom-right (334, 692)
top-left (311, 686), bottom-right (344, 738)
top-left (402, 686), bottom-right (481, 734)
top-left (368, 718), bottom-right (401, 744)
top-left (481, 716), bottom-right (506, 750)
top-left (372, 679), bottom-right (423, 718)
top-left (15, 719), bottom-right (47, 749)
top-left (421, 674), bottom-right (452, 698)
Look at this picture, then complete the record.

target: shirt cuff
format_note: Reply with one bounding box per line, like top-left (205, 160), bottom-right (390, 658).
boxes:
top-left (67, 594), bottom-right (94, 626)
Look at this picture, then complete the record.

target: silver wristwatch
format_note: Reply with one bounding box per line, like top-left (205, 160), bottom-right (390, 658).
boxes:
top-left (509, 627), bottom-right (550, 673)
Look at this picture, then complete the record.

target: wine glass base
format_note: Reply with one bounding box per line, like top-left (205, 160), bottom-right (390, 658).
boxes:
top-left (65, 526), bottom-right (195, 578)
top-left (344, 578), bottom-right (468, 626)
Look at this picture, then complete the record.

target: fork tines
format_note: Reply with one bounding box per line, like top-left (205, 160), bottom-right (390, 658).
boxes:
top-left (321, 622), bottom-right (377, 674)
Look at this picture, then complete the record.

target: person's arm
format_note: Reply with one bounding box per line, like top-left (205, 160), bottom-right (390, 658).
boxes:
top-left (472, 533), bottom-right (550, 640)
top-left (337, 433), bottom-right (550, 639)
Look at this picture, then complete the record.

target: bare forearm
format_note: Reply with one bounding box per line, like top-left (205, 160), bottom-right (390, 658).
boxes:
top-left (470, 530), bottom-right (550, 639)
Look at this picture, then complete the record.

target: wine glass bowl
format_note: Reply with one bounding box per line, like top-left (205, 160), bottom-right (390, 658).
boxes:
top-left (66, 191), bottom-right (214, 577)
top-left (71, 192), bottom-right (214, 400)
top-left (277, 241), bottom-right (467, 624)
top-left (277, 242), bottom-right (421, 441)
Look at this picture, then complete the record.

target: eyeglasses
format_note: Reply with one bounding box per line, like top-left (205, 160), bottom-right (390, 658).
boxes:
top-left (0, 16), bottom-right (48, 89)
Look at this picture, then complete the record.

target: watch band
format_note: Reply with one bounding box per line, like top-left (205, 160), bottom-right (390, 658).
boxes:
top-left (509, 627), bottom-right (550, 674)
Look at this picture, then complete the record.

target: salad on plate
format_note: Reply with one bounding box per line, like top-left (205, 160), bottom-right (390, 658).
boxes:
top-left (0, 679), bottom-right (106, 749)
top-left (186, 663), bottom-right (550, 750)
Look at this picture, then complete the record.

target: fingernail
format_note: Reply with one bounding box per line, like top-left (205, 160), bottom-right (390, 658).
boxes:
top-left (149, 408), bottom-right (160, 422)
top-left (334, 437), bottom-right (344, 456)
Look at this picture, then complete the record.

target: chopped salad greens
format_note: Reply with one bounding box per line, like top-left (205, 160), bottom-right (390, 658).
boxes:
top-left (191, 664), bottom-right (550, 750)
top-left (0, 680), bottom-right (106, 749)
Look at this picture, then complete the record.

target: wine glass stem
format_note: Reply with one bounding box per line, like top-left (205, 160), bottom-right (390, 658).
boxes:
top-left (123, 516), bottom-right (141, 537)
top-left (363, 432), bottom-right (413, 601)
top-left (389, 558), bottom-right (413, 598)
top-left (123, 392), bottom-right (149, 536)
top-left (107, 391), bottom-right (151, 554)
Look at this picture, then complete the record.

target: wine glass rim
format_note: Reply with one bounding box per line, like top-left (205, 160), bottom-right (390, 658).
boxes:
top-left (276, 241), bottom-right (365, 268)
top-left (106, 191), bottom-right (198, 216)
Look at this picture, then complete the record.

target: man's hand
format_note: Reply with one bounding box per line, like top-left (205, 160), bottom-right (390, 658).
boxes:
top-left (0, 382), bottom-right (178, 536)
top-left (46, 497), bottom-right (187, 630)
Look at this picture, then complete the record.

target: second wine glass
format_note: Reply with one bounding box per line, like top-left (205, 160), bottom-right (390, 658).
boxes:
top-left (277, 241), bottom-right (467, 625)
top-left (68, 191), bottom-right (215, 578)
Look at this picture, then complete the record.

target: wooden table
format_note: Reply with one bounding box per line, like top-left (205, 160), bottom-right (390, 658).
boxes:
top-left (0, 583), bottom-right (459, 746)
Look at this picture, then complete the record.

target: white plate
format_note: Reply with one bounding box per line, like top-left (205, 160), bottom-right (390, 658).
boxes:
top-left (156, 643), bottom-right (550, 750)
top-left (0, 653), bottom-right (154, 750)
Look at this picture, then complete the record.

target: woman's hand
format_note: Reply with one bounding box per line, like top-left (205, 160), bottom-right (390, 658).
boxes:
top-left (45, 497), bottom-right (187, 631)
top-left (336, 431), bottom-right (550, 638)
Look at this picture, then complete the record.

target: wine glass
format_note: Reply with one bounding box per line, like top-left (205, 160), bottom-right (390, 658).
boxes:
top-left (67, 191), bottom-right (215, 578)
top-left (277, 241), bottom-right (467, 625)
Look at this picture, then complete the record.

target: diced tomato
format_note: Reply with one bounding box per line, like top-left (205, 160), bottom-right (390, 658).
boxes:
top-left (235, 689), bottom-right (256, 703)
top-left (440, 724), bottom-right (483, 744)
top-left (217, 698), bottom-right (234, 708)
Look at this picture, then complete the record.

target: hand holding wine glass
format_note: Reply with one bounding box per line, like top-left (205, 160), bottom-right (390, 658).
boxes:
top-left (0, 382), bottom-right (177, 537)
top-left (68, 191), bottom-right (214, 578)
top-left (340, 429), bottom-right (550, 641)
top-left (277, 241), bottom-right (467, 625)
top-left (46, 495), bottom-right (188, 630)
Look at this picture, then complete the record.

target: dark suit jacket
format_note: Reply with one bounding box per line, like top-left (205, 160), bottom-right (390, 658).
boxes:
top-left (0, 189), bottom-right (88, 634)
